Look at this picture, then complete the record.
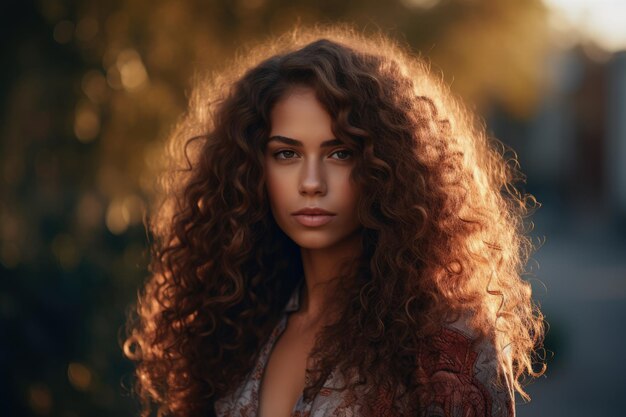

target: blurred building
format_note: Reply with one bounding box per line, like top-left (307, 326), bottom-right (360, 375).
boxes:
top-left (490, 45), bottom-right (626, 234)
top-left (607, 51), bottom-right (626, 223)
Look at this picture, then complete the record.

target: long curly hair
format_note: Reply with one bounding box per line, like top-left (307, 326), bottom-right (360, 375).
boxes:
top-left (123, 24), bottom-right (545, 417)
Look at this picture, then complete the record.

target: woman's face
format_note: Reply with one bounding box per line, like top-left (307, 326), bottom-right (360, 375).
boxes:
top-left (264, 86), bottom-right (362, 250)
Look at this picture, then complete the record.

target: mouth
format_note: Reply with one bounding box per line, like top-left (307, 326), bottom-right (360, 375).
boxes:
top-left (291, 213), bottom-right (336, 227)
top-left (292, 207), bottom-right (335, 216)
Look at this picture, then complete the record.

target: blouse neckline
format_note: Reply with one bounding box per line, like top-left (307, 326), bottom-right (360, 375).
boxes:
top-left (252, 278), bottom-right (309, 414)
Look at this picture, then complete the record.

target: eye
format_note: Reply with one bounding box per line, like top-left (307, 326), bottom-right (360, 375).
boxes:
top-left (330, 149), bottom-right (353, 160)
top-left (274, 150), bottom-right (298, 160)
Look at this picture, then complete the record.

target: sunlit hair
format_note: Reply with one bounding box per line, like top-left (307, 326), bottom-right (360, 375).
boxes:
top-left (124, 23), bottom-right (545, 417)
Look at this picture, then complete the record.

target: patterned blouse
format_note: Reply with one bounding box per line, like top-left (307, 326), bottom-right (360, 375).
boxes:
top-left (214, 280), bottom-right (516, 417)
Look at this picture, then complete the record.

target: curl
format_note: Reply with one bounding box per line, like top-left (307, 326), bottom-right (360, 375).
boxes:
top-left (124, 23), bottom-right (545, 416)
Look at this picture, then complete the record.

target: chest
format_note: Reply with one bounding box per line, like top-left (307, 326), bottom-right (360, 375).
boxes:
top-left (258, 316), bottom-right (319, 417)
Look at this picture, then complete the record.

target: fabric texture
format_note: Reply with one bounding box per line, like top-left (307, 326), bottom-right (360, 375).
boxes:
top-left (213, 280), bottom-right (515, 417)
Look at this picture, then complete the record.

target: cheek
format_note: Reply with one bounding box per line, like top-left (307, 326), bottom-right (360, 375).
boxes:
top-left (338, 175), bottom-right (359, 210)
top-left (265, 171), bottom-right (287, 211)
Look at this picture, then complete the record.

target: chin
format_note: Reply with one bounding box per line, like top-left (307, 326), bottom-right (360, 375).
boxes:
top-left (293, 239), bottom-right (335, 251)
top-left (288, 233), bottom-right (341, 250)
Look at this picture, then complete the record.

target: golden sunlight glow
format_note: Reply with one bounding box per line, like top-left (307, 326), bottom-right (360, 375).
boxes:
top-left (544, 0), bottom-right (626, 51)
top-left (399, 0), bottom-right (440, 10)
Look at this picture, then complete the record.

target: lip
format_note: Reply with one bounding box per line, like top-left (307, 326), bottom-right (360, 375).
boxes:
top-left (292, 207), bottom-right (336, 215)
top-left (292, 214), bottom-right (335, 227)
top-left (291, 207), bottom-right (336, 227)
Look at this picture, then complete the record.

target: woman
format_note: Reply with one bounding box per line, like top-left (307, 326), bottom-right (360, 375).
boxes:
top-left (124, 25), bottom-right (546, 417)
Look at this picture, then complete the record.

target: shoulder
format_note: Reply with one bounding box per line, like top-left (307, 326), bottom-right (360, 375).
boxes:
top-left (415, 314), bottom-right (516, 417)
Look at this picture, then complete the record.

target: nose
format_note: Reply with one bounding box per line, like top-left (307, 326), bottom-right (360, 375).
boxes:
top-left (298, 158), bottom-right (327, 196)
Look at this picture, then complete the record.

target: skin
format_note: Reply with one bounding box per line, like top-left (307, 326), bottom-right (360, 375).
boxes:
top-left (259, 86), bottom-right (363, 417)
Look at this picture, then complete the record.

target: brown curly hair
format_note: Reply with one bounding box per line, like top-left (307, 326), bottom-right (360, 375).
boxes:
top-left (123, 24), bottom-right (546, 417)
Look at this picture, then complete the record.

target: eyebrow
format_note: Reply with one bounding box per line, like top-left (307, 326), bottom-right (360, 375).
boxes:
top-left (267, 135), bottom-right (344, 148)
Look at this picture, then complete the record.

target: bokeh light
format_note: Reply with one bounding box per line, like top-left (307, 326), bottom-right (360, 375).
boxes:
top-left (544, 0), bottom-right (626, 52)
top-left (81, 70), bottom-right (108, 104)
top-left (67, 362), bottom-right (93, 391)
top-left (116, 49), bottom-right (149, 92)
top-left (74, 100), bottom-right (101, 142)
top-left (3, 1), bottom-right (625, 416)
top-left (53, 20), bottom-right (73, 44)
top-left (28, 384), bottom-right (53, 415)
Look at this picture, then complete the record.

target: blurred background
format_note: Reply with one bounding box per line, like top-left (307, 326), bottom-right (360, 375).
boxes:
top-left (1, 0), bottom-right (625, 416)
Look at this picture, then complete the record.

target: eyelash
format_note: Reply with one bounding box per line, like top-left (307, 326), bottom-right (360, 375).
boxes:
top-left (273, 149), bottom-right (353, 161)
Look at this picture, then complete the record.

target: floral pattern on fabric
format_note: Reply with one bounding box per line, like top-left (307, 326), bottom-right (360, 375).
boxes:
top-left (415, 324), bottom-right (515, 417)
top-left (213, 281), bottom-right (515, 417)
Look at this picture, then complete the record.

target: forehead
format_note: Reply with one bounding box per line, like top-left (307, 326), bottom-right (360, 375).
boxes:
top-left (269, 87), bottom-right (334, 141)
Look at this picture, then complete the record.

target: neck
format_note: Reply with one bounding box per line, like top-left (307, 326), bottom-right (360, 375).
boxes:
top-left (297, 230), bottom-right (362, 322)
